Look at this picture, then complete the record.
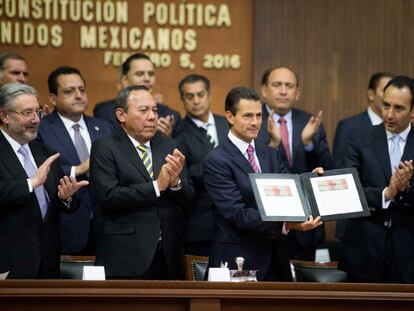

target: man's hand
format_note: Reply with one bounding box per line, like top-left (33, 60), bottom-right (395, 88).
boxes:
top-left (312, 167), bottom-right (324, 175)
top-left (267, 110), bottom-right (281, 148)
top-left (164, 148), bottom-right (185, 187)
top-left (75, 158), bottom-right (90, 176)
top-left (302, 110), bottom-right (323, 147)
top-left (385, 160), bottom-right (413, 199)
top-left (286, 215), bottom-right (323, 231)
top-left (31, 153), bottom-right (60, 189)
top-left (158, 115), bottom-right (175, 137)
top-left (156, 165), bottom-right (171, 191)
top-left (57, 176), bottom-right (89, 201)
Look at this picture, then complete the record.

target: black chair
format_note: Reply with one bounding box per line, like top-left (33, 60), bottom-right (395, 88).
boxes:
top-left (184, 255), bottom-right (209, 281)
top-left (291, 260), bottom-right (348, 283)
top-left (60, 255), bottom-right (96, 279)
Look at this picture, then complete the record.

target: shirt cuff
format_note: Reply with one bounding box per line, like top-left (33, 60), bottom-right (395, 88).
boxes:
top-left (382, 187), bottom-right (392, 209)
top-left (304, 143), bottom-right (314, 152)
top-left (27, 179), bottom-right (33, 192)
top-left (70, 166), bottom-right (76, 177)
top-left (281, 222), bottom-right (290, 235)
top-left (152, 181), bottom-right (161, 197)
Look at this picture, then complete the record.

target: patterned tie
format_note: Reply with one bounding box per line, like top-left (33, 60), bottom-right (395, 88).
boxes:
top-left (389, 134), bottom-right (402, 172)
top-left (204, 124), bottom-right (216, 147)
top-left (73, 124), bottom-right (89, 162)
top-left (18, 146), bottom-right (48, 219)
top-left (278, 117), bottom-right (292, 165)
top-left (247, 144), bottom-right (261, 173)
top-left (137, 144), bottom-right (154, 179)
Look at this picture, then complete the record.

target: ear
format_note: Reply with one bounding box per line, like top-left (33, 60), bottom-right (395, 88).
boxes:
top-left (48, 93), bottom-right (57, 107)
top-left (367, 89), bottom-right (375, 102)
top-left (295, 86), bottom-right (301, 101)
top-left (225, 111), bottom-right (234, 126)
top-left (115, 107), bottom-right (126, 124)
top-left (260, 84), bottom-right (268, 98)
top-left (0, 109), bottom-right (8, 124)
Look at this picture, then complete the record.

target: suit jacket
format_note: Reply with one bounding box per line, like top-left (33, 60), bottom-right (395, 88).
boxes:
top-left (90, 130), bottom-right (193, 279)
top-left (333, 110), bottom-right (372, 239)
top-left (93, 99), bottom-right (184, 139)
top-left (37, 112), bottom-right (113, 253)
top-left (202, 138), bottom-right (292, 281)
top-left (0, 131), bottom-right (76, 278)
top-left (180, 114), bottom-right (229, 243)
top-left (338, 124), bottom-right (414, 283)
top-left (257, 106), bottom-right (333, 249)
top-left (333, 111), bottom-right (371, 168)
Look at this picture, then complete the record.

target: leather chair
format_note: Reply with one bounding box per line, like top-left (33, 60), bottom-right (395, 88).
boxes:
top-left (184, 255), bottom-right (209, 281)
top-left (291, 260), bottom-right (348, 283)
top-left (60, 255), bottom-right (96, 279)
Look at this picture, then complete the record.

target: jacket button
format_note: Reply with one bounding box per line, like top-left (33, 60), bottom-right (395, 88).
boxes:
top-left (384, 221), bottom-right (389, 227)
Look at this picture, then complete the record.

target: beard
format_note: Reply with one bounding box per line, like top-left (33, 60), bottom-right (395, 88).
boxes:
top-left (8, 122), bottom-right (38, 144)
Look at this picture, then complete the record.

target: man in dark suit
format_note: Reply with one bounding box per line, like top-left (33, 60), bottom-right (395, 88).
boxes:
top-left (90, 85), bottom-right (192, 279)
top-left (0, 83), bottom-right (88, 278)
top-left (93, 53), bottom-right (183, 139)
top-left (333, 72), bottom-right (393, 239)
top-left (338, 76), bottom-right (414, 283)
top-left (37, 66), bottom-right (113, 255)
top-left (257, 66), bottom-right (334, 261)
top-left (203, 86), bottom-right (322, 281)
top-left (178, 74), bottom-right (229, 257)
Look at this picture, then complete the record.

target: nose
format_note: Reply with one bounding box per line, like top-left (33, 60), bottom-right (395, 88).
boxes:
top-left (143, 72), bottom-right (151, 81)
top-left (279, 85), bottom-right (287, 94)
top-left (17, 73), bottom-right (26, 83)
top-left (147, 109), bottom-right (157, 120)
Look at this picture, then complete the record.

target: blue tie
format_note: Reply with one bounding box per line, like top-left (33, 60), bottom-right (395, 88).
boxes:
top-left (18, 146), bottom-right (48, 219)
top-left (389, 134), bottom-right (401, 173)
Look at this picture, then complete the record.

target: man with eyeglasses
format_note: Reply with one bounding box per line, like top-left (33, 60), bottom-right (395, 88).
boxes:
top-left (37, 66), bottom-right (113, 256)
top-left (0, 83), bottom-right (88, 279)
top-left (90, 85), bottom-right (192, 279)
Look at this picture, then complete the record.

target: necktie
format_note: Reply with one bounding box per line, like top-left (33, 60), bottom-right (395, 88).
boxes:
top-left (278, 117), bottom-right (292, 165)
top-left (137, 144), bottom-right (154, 179)
top-left (18, 146), bottom-right (48, 219)
top-left (247, 144), bottom-right (261, 173)
top-left (203, 125), bottom-right (216, 147)
top-left (389, 134), bottom-right (402, 172)
top-left (73, 124), bottom-right (89, 162)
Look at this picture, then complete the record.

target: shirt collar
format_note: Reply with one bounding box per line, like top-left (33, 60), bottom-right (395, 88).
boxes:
top-left (367, 107), bottom-right (383, 125)
top-left (57, 112), bottom-right (86, 131)
top-left (0, 127), bottom-right (26, 153)
top-left (190, 111), bottom-right (215, 129)
top-left (386, 123), bottom-right (411, 142)
top-left (265, 104), bottom-right (293, 124)
top-left (127, 134), bottom-right (151, 150)
top-left (228, 130), bottom-right (256, 154)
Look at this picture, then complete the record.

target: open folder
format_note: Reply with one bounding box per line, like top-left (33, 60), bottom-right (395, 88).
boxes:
top-left (249, 168), bottom-right (370, 222)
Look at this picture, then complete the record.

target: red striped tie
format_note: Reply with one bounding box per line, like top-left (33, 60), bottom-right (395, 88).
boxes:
top-left (247, 144), bottom-right (261, 173)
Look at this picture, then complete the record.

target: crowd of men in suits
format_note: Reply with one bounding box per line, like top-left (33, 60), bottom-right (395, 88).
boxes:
top-left (0, 51), bottom-right (413, 284)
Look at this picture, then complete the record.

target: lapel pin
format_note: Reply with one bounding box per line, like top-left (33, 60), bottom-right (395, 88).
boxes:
top-left (95, 126), bottom-right (100, 131)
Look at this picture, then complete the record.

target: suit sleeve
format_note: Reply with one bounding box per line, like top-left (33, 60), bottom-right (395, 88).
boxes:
top-left (202, 154), bottom-right (281, 237)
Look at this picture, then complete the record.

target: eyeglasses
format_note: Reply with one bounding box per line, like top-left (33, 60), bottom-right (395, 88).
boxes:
top-left (7, 108), bottom-right (44, 119)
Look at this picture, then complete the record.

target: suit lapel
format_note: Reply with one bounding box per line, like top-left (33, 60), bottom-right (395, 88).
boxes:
top-left (255, 143), bottom-right (270, 173)
top-left (183, 116), bottom-right (212, 146)
top-left (0, 131), bottom-right (27, 179)
top-left (401, 127), bottom-right (414, 162)
top-left (291, 110), bottom-right (304, 164)
top-left (214, 115), bottom-right (229, 144)
top-left (149, 133), bottom-right (164, 179)
top-left (371, 125), bottom-right (392, 180)
top-left (117, 131), bottom-right (152, 181)
top-left (223, 138), bottom-right (255, 175)
top-left (84, 116), bottom-right (102, 142)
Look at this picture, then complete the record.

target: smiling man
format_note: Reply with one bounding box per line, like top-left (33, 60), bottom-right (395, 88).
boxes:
top-left (202, 86), bottom-right (322, 281)
top-left (90, 85), bottom-right (192, 279)
top-left (37, 66), bottom-right (112, 255)
top-left (339, 76), bottom-right (414, 283)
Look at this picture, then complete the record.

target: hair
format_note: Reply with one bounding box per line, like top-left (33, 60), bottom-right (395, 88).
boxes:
top-left (48, 66), bottom-right (85, 95)
top-left (178, 74), bottom-right (210, 99)
top-left (115, 85), bottom-right (150, 113)
top-left (225, 86), bottom-right (261, 115)
top-left (261, 66), bottom-right (299, 87)
top-left (368, 72), bottom-right (394, 91)
top-left (122, 53), bottom-right (152, 76)
top-left (383, 76), bottom-right (414, 109)
top-left (0, 53), bottom-right (26, 71)
top-left (0, 83), bottom-right (37, 112)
